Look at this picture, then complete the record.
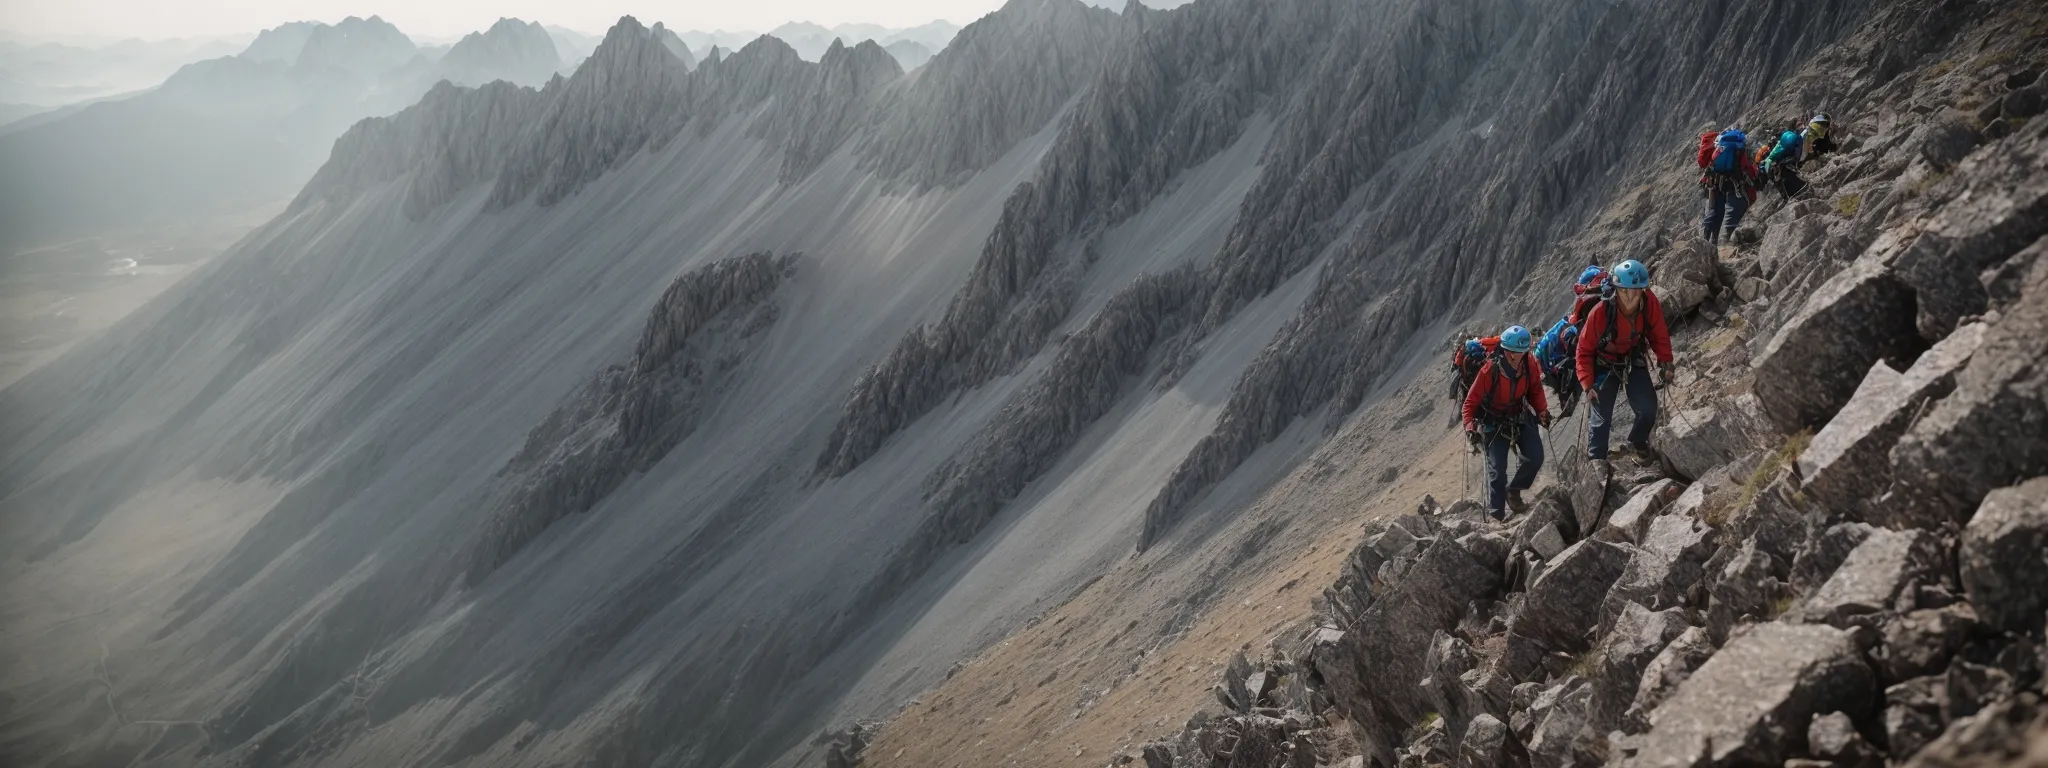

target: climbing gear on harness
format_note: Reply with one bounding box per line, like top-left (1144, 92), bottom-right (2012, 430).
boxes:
top-left (1501, 325), bottom-right (1533, 353)
top-left (1612, 259), bottom-right (1649, 289)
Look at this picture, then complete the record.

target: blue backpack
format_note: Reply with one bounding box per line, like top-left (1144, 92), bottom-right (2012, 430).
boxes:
top-left (1710, 130), bottom-right (1747, 174)
top-left (1535, 318), bottom-right (1578, 377)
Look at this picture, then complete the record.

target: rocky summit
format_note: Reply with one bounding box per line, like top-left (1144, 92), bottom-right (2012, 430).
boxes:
top-left (1, 0), bottom-right (2045, 767)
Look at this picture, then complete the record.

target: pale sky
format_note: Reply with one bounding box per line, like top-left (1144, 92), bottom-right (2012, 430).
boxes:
top-left (0, 0), bottom-right (1043, 42)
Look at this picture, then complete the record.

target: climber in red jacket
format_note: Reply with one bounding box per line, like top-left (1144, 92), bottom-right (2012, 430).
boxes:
top-left (1576, 259), bottom-right (1674, 463)
top-left (1464, 324), bottom-right (1551, 519)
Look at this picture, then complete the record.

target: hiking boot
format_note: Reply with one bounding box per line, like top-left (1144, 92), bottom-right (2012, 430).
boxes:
top-left (1507, 490), bottom-right (1529, 516)
top-left (1627, 442), bottom-right (1660, 466)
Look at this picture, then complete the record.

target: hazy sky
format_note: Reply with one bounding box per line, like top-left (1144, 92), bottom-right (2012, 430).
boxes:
top-left (0, 1), bottom-right (1050, 42)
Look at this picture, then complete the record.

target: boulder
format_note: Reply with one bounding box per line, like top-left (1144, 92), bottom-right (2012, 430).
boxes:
top-left (1807, 710), bottom-right (1883, 768)
top-left (1876, 604), bottom-right (1983, 683)
top-left (1914, 115), bottom-right (1983, 170)
top-left (1626, 623), bottom-right (1876, 767)
top-left (1958, 477), bottom-right (2048, 634)
top-left (1885, 675), bottom-right (1949, 760)
top-left (1421, 631), bottom-right (1496, 742)
top-left (1658, 395), bottom-right (1775, 483)
top-left (1571, 460), bottom-right (1612, 541)
top-left (1790, 523), bottom-right (1875, 594)
top-left (1706, 539), bottom-right (1781, 643)
top-left (1588, 604), bottom-right (1691, 734)
top-left (1890, 121), bottom-right (2048, 339)
top-left (1598, 479), bottom-right (1683, 544)
top-left (1456, 713), bottom-right (1524, 768)
top-left (1799, 324), bottom-right (1987, 524)
top-left (1886, 274), bottom-right (2048, 527)
top-left (1336, 537), bottom-right (1505, 764)
top-left (1981, 234), bottom-right (2047, 315)
top-left (1514, 539), bottom-right (1632, 654)
top-left (1756, 212), bottom-right (1828, 278)
top-left (1524, 677), bottom-right (1594, 768)
top-left (1528, 524), bottom-right (1566, 560)
top-left (1734, 276), bottom-right (1769, 303)
top-left (1896, 690), bottom-right (2048, 768)
top-left (1945, 661), bottom-right (2015, 722)
top-left (2006, 85), bottom-right (2047, 119)
top-left (1752, 255), bottom-right (1922, 433)
top-left (1626, 626), bottom-right (1715, 732)
top-left (1795, 529), bottom-right (1947, 629)
top-left (1600, 513), bottom-right (1717, 633)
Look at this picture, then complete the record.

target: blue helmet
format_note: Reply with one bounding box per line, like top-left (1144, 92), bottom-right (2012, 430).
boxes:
top-left (1612, 259), bottom-right (1650, 289)
top-left (1501, 325), bottom-right (1533, 353)
top-left (1577, 265), bottom-right (1606, 286)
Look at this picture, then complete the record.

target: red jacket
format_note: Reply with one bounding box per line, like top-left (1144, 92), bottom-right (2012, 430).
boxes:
top-left (1463, 352), bottom-right (1548, 432)
top-left (1576, 292), bottom-right (1674, 390)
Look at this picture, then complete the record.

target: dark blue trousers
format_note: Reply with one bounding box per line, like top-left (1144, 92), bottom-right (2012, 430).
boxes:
top-left (1702, 185), bottom-right (1749, 243)
top-left (1483, 412), bottom-right (1544, 517)
top-left (1587, 362), bottom-right (1658, 460)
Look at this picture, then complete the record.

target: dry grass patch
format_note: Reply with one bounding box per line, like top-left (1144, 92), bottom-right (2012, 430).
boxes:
top-left (1834, 193), bottom-right (1862, 217)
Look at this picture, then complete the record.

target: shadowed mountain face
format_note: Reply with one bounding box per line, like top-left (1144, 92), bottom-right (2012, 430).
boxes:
top-left (0, 0), bottom-right (1915, 766)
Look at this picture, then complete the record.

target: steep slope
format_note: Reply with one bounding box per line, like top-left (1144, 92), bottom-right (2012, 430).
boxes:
top-left (0, 2), bottom-right (1997, 768)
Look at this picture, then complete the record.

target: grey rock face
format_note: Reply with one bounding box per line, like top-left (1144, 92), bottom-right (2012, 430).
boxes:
top-left (1808, 710), bottom-right (1883, 768)
top-left (861, 0), bottom-right (1122, 188)
top-left (1752, 254), bottom-right (1923, 433)
top-left (1599, 479), bottom-right (1681, 545)
top-left (1791, 522), bottom-right (1876, 595)
top-left (1328, 534), bottom-right (1501, 764)
top-left (1888, 217), bottom-right (2048, 528)
top-left (1589, 604), bottom-right (1691, 735)
top-left (1627, 622), bottom-right (1876, 768)
top-left (1523, 676), bottom-right (1594, 768)
top-left (1626, 626), bottom-right (1714, 731)
top-left (1515, 539), bottom-right (1631, 654)
top-left (465, 252), bottom-right (797, 584)
top-left (1890, 115), bottom-right (2048, 340)
top-left (1958, 477), bottom-right (2048, 634)
top-left (1599, 513), bottom-right (1715, 634)
top-left (1876, 604), bottom-right (1983, 684)
top-left (1456, 713), bottom-right (1523, 768)
top-left (1886, 675), bottom-right (1949, 760)
top-left (1798, 323), bottom-right (1986, 524)
top-left (1659, 394), bottom-right (1775, 483)
top-left (1796, 528), bottom-right (1946, 629)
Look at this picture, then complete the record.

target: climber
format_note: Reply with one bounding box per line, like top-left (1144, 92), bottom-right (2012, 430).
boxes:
top-left (1576, 259), bottom-right (1673, 463)
top-left (1463, 325), bottom-right (1551, 520)
top-left (1448, 333), bottom-right (1500, 402)
top-left (1697, 127), bottom-right (1759, 244)
top-left (1804, 112), bottom-right (1836, 160)
top-left (1762, 119), bottom-right (1809, 199)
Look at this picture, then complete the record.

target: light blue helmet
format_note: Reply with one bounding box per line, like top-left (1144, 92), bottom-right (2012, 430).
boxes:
top-left (1577, 265), bottom-right (1606, 286)
top-left (1501, 325), bottom-right (1533, 353)
top-left (1612, 259), bottom-right (1650, 289)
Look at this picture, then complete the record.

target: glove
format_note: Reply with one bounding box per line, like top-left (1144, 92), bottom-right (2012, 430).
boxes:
top-left (1661, 365), bottom-right (1676, 387)
top-left (1585, 387), bottom-right (1600, 407)
top-left (1467, 430), bottom-right (1484, 450)
top-left (1539, 411), bottom-right (1553, 429)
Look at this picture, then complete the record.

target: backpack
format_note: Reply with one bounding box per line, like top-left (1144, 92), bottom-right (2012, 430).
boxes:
top-left (1709, 130), bottom-right (1746, 175)
top-left (1450, 336), bottom-right (1500, 400)
top-left (1535, 317), bottom-right (1578, 377)
top-left (1769, 130), bottom-right (1803, 162)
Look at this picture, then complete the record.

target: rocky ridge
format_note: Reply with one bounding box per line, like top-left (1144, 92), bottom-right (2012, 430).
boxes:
top-left (1076, 3), bottom-right (2048, 766)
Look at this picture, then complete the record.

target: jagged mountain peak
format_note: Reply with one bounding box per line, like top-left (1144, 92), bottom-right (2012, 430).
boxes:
top-left (437, 16), bottom-right (559, 87)
top-left (240, 20), bottom-right (325, 63)
top-left (294, 13), bottom-right (417, 74)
